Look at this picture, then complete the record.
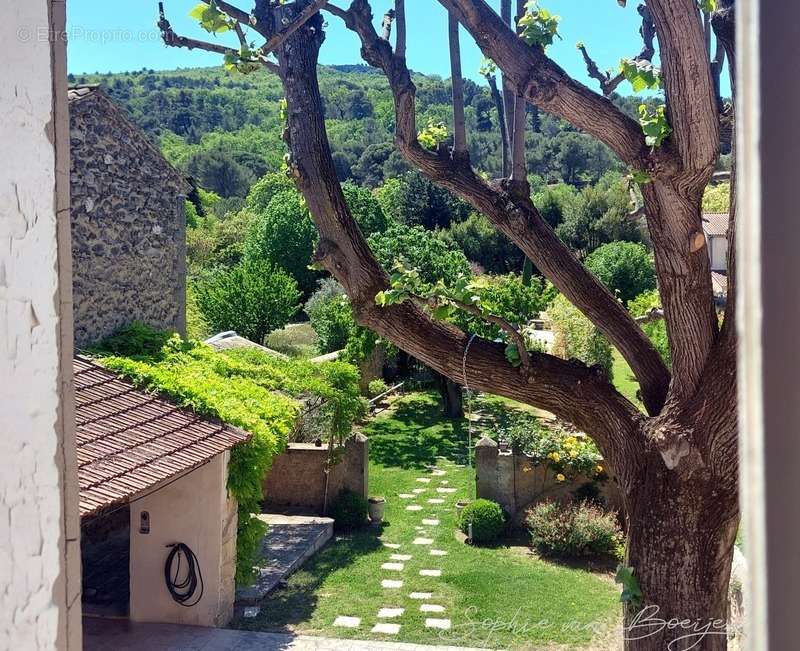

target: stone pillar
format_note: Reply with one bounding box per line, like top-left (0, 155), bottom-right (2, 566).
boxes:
top-left (1, 2), bottom-right (82, 648)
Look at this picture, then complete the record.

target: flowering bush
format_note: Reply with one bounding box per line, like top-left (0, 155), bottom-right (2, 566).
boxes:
top-left (499, 414), bottom-right (604, 483)
top-left (526, 500), bottom-right (624, 560)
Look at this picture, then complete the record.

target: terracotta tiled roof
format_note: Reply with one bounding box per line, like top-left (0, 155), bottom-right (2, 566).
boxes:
top-left (67, 84), bottom-right (100, 103)
top-left (74, 356), bottom-right (250, 517)
top-left (703, 213), bottom-right (729, 237)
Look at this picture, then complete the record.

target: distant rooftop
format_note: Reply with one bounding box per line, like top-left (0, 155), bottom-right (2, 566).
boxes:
top-left (703, 213), bottom-right (729, 237)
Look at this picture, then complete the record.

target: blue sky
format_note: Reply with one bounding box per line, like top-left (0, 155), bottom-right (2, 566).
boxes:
top-left (67, 1), bottom-right (728, 95)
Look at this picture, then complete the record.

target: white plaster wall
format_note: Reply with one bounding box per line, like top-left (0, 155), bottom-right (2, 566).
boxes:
top-left (129, 452), bottom-right (236, 627)
top-left (0, 2), bottom-right (81, 649)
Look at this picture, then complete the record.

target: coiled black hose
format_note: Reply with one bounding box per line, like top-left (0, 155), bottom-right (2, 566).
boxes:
top-left (164, 543), bottom-right (204, 607)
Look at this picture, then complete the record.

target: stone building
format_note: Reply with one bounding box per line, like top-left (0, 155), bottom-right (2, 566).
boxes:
top-left (68, 85), bottom-right (188, 348)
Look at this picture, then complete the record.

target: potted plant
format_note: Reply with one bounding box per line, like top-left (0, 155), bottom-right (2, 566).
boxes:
top-left (456, 499), bottom-right (471, 519)
top-left (368, 496), bottom-right (386, 523)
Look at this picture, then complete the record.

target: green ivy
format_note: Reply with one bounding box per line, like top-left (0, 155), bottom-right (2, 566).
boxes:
top-left (518, 1), bottom-right (562, 50)
top-left (92, 325), bottom-right (364, 585)
top-left (638, 103), bottom-right (672, 149)
top-left (478, 57), bottom-right (498, 78)
top-left (699, 0), bottom-right (716, 12)
top-left (615, 565), bottom-right (643, 609)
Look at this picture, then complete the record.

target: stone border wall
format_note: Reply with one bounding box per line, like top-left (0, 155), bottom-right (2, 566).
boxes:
top-left (475, 436), bottom-right (623, 523)
top-left (262, 435), bottom-right (369, 514)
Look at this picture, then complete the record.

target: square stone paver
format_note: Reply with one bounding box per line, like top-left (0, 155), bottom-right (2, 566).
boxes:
top-left (430, 549), bottom-right (448, 556)
top-left (427, 498), bottom-right (445, 504)
top-left (425, 618), bottom-right (452, 630)
top-left (431, 470), bottom-right (446, 476)
top-left (377, 607), bottom-right (405, 618)
top-left (440, 480), bottom-right (449, 485)
top-left (381, 579), bottom-right (403, 588)
top-left (398, 493), bottom-right (415, 499)
top-left (406, 505), bottom-right (423, 511)
top-left (333, 616), bottom-right (361, 628)
top-left (412, 488), bottom-right (426, 494)
top-left (412, 537), bottom-right (433, 545)
top-left (381, 562), bottom-right (404, 571)
top-left (390, 554), bottom-right (412, 561)
top-left (416, 478), bottom-right (432, 483)
top-left (421, 604), bottom-right (446, 613)
top-left (422, 519), bottom-right (440, 526)
top-left (372, 623), bottom-right (401, 635)
top-left (420, 569), bottom-right (442, 577)
top-left (436, 487), bottom-right (457, 493)
top-left (410, 592), bottom-right (433, 599)
top-left (383, 543), bottom-right (401, 549)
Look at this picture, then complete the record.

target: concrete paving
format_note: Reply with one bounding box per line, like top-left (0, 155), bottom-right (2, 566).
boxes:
top-left (83, 619), bottom-right (493, 651)
top-left (236, 513), bottom-right (333, 604)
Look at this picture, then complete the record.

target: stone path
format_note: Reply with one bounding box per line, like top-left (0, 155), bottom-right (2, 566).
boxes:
top-left (236, 513), bottom-right (333, 604)
top-left (329, 465), bottom-right (461, 639)
top-left (83, 619), bottom-right (495, 651)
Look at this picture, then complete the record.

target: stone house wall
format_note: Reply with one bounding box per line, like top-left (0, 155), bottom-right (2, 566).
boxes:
top-left (262, 435), bottom-right (369, 514)
top-left (69, 86), bottom-right (187, 348)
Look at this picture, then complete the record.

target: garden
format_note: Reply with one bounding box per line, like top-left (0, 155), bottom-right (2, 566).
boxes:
top-left (233, 391), bottom-right (625, 649)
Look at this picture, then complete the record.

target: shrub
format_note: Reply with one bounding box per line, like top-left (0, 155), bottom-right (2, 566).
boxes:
top-left (195, 259), bottom-right (301, 345)
top-left (459, 499), bottom-right (506, 543)
top-left (305, 282), bottom-right (356, 354)
top-left (548, 294), bottom-right (613, 378)
top-left (629, 290), bottom-right (670, 366)
top-left (329, 489), bottom-right (369, 531)
top-left (526, 500), bottom-right (624, 560)
top-left (584, 241), bottom-right (656, 305)
top-left (367, 379), bottom-right (389, 398)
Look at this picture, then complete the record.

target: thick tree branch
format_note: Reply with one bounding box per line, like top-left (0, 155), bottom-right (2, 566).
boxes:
top-left (394, 0), bottom-right (406, 58)
top-left (214, 0), bottom-right (252, 26)
top-left (437, 0), bottom-right (676, 176)
top-left (577, 3), bottom-right (655, 97)
top-left (275, 11), bottom-right (647, 487)
top-left (259, 0), bottom-right (329, 56)
top-left (334, 1), bottom-right (672, 416)
top-left (646, 0), bottom-right (719, 175)
top-left (448, 13), bottom-right (468, 155)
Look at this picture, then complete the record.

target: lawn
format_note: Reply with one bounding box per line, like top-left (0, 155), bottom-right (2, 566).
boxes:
top-left (236, 392), bottom-right (620, 648)
top-left (612, 348), bottom-right (642, 408)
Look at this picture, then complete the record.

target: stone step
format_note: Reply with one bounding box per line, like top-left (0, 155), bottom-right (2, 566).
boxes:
top-left (235, 513), bottom-right (333, 604)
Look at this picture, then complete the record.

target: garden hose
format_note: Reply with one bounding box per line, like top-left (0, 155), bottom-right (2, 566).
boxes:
top-left (164, 542), bottom-right (204, 607)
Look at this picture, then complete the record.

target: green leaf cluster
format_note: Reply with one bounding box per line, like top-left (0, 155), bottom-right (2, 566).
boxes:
top-left (619, 58), bottom-right (662, 93)
top-left (478, 57), bottom-right (498, 78)
top-left (584, 241), bottom-right (656, 306)
top-left (629, 290), bottom-right (671, 366)
top-left (224, 46), bottom-right (262, 75)
top-left (92, 324), bottom-right (364, 585)
top-left (699, 0), bottom-right (716, 12)
top-left (189, 1), bottom-right (235, 34)
top-left (417, 120), bottom-right (449, 150)
top-left (518, 1), bottom-right (562, 50)
top-left (638, 104), bottom-right (672, 148)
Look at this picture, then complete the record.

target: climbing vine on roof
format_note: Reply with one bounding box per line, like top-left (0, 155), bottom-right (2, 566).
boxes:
top-left (93, 323), bottom-right (365, 585)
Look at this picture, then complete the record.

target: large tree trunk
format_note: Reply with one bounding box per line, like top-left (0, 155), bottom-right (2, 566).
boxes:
top-left (623, 451), bottom-right (739, 651)
top-left (432, 370), bottom-right (464, 419)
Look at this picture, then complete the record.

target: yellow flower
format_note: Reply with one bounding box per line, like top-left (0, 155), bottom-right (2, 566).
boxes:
top-left (595, 465), bottom-right (604, 474)
top-left (556, 473), bottom-right (566, 482)
top-left (522, 465), bottom-right (532, 473)
top-left (548, 452), bottom-right (561, 462)
top-left (569, 450), bottom-right (578, 458)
